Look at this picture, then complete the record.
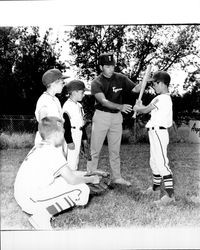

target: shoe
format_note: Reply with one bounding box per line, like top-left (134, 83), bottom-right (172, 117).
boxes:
top-left (87, 169), bottom-right (109, 177)
top-left (112, 178), bottom-right (132, 186)
top-left (141, 186), bottom-right (160, 197)
top-left (154, 195), bottom-right (175, 206)
top-left (28, 212), bottom-right (52, 230)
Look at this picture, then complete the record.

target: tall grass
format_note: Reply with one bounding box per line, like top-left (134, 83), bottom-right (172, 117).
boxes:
top-left (0, 132), bottom-right (34, 149)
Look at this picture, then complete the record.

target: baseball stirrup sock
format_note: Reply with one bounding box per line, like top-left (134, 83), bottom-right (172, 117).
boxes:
top-left (163, 174), bottom-right (174, 197)
top-left (46, 196), bottom-right (74, 216)
top-left (153, 174), bottom-right (162, 191)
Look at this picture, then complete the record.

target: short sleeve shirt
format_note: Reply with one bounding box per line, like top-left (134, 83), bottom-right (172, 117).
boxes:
top-left (62, 99), bottom-right (84, 128)
top-left (35, 92), bottom-right (63, 122)
top-left (91, 72), bottom-right (136, 112)
top-left (14, 142), bottom-right (67, 199)
top-left (146, 93), bottom-right (173, 128)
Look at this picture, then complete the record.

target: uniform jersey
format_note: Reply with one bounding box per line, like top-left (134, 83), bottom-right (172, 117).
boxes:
top-left (62, 98), bottom-right (84, 129)
top-left (62, 98), bottom-right (85, 170)
top-left (35, 92), bottom-right (63, 122)
top-left (14, 142), bottom-right (67, 201)
top-left (146, 93), bottom-right (173, 128)
top-left (34, 92), bottom-right (63, 145)
top-left (91, 72), bottom-right (136, 113)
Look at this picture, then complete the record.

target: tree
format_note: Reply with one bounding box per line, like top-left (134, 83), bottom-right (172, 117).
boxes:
top-left (69, 25), bottom-right (200, 127)
top-left (69, 24), bottom-right (200, 85)
top-left (0, 26), bottom-right (67, 114)
top-left (69, 25), bottom-right (127, 80)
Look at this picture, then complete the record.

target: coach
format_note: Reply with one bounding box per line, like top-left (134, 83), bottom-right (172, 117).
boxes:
top-left (87, 53), bottom-right (141, 186)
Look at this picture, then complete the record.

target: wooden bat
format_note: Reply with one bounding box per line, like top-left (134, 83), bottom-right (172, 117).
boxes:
top-left (132, 64), bottom-right (152, 118)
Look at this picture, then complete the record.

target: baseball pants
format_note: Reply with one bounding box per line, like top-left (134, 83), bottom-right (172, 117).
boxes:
top-left (66, 129), bottom-right (82, 170)
top-left (14, 177), bottom-right (90, 216)
top-left (148, 129), bottom-right (172, 176)
top-left (88, 109), bottom-right (123, 179)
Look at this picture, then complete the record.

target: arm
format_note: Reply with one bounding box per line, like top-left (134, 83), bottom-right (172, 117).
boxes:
top-left (59, 164), bottom-right (100, 185)
top-left (94, 92), bottom-right (132, 114)
top-left (63, 112), bottom-right (75, 150)
top-left (132, 81), bottom-right (143, 93)
top-left (133, 101), bottom-right (156, 114)
top-left (38, 106), bottom-right (49, 122)
top-left (82, 125), bottom-right (88, 141)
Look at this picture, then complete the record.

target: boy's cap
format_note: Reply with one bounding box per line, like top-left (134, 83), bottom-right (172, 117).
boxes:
top-left (98, 53), bottom-right (115, 66)
top-left (149, 71), bottom-right (171, 85)
top-left (66, 80), bottom-right (88, 92)
top-left (38, 116), bottom-right (63, 140)
top-left (42, 68), bottom-right (69, 87)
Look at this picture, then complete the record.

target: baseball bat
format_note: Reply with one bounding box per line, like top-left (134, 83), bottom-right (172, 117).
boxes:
top-left (132, 64), bottom-right (152, 118)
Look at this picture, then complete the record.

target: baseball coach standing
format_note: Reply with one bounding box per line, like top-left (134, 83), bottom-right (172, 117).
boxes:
top-left (87, 53), bottom-right (142, 186)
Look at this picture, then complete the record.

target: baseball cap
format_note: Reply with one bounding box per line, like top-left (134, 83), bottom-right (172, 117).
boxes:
top-left (149, 71), bottom-right (171, 86)
top-left (42, 68), bottom-right (69, 87)
top-left (65, 80), bottom-right (88, 93)
top-left (38, 116), bottom-right (64, 140)
top-left (98, 53), bottom-right (115, 66)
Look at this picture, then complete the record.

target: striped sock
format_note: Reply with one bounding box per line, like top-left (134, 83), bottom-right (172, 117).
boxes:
top-left (163, 174), bottom-right (174, 197)
top-left (153, 174), bottom-right (162, 191)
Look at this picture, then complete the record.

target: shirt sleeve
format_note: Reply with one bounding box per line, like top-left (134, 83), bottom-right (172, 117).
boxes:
top-left (91, 78), bottom-right (103, 95)
top-left (63, 112), bottom-right (73, 144)
top-left (124, 75), bottom-right (136, 92)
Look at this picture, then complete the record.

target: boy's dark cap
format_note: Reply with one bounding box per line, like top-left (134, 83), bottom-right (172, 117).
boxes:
top-left (42, 68), bottom-right (69, 87)
top-left (98, 53), bottom-right (115, 66)
top-left (149, 71), bottom-right (171, 85)
top-left (65, 80), bottom-right (88, 93)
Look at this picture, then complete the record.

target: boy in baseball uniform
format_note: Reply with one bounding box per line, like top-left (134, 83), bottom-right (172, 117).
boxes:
top-left (62, 80), bottom-right (88, 170)
top-left (133, 71), bottom-right (175, 205)
top-left (34, 68), bottom-right (68, 145)
top-left (14, 117), bottom-right (100, 230)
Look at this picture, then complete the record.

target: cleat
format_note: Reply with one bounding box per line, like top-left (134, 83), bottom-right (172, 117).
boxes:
top-left (28, 213), bottom-right (52, 230)
top-left (141, 186), bottom-right (160, 199)
top-left (154, 194), bottom-right (175, 206)
top-left (141, 186), bottom-right (160, 195)
top-left (87, 169), bottom-right (109, 177)
top-left (112, 178), bottom-right (132, 186)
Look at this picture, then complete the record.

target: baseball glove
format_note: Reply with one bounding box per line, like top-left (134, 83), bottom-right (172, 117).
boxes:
top-left (85, 171), bottom-right (112, 195)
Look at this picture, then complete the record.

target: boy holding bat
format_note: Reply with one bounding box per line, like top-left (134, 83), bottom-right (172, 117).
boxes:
top-left (133, 71), bottom-right (175, 205)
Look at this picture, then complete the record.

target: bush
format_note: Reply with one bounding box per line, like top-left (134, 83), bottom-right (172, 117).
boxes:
top-left (0, 132), bottom-right (34, 149)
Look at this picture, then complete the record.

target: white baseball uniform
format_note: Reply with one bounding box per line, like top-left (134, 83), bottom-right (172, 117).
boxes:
top-left (62, 98), bottom-right (85, 170)
top-left (14, 141), bottom-right (90, 216)
top-left (34, 92), bottom-right (63, 145)
top-left (146, 93), bottom-right (173, 177)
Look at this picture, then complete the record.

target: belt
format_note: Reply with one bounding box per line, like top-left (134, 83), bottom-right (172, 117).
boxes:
top-left (147, 126), bottom-right (166, 131)
top-left (96, 108), bottom-right (119, 114)
top-left (71, 126), bottom-right (83, 130)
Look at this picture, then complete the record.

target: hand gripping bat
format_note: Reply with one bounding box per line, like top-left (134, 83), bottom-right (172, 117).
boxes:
top-left (132, 64), bottom-right (152, 118)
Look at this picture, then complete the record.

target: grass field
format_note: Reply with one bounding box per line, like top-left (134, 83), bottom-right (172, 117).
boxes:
top-left (1, 141), bottom-right (200, 231)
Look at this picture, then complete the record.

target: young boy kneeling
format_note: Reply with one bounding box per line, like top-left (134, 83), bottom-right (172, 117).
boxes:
top-left (14, 117), bottom-right (100, 230)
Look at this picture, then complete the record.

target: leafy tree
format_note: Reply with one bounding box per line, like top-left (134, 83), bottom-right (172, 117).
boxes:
top-left (0, 26), bottom-right (66, 114)
top-left (69, 25), bottom-right (126, 80)
top-left (69, 25), bottom-right (200, 130)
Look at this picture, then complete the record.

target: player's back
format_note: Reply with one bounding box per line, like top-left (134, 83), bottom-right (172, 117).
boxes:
top-left (14, 142), bottom-right (66, 199)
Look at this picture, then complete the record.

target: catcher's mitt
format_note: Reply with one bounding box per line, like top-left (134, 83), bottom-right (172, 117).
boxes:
top-left (85, 171), bottom-right (112, 195)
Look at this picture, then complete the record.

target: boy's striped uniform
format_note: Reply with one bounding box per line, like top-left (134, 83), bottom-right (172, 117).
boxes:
top-left (14, 141), bottom-right (89, 217)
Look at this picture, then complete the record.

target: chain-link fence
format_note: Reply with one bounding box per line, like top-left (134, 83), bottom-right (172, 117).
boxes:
top-left (0, 115), bottom-right (37, 134)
